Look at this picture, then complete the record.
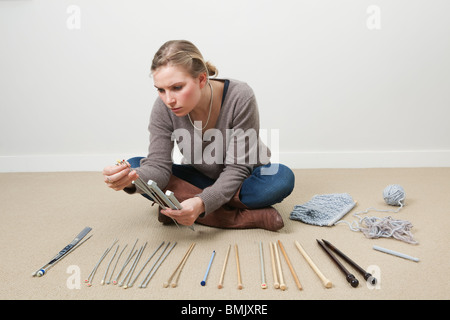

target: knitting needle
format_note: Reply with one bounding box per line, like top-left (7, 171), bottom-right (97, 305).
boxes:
top-left (36, 234), bottom-right (93, 277)
top-left (235, 244), bottom-right (243, 290)
top-left (86, 238), bottom-right (118, 286)
top-left (373, 245), bottom-right (419, 262)
top-left (164, 242), bottom-right (191, 287)
top-left (218, 245), bottom-right (231, 289)
top-left (106, 244), bottom-right (127, 284)
top-left (273, 242), bottom-right (286, 290)
top-left (128, 241), bottom-right (165, 288)
top-left (172, 243), bottom-right (195, 287)
top-left (167, 242), bottom-right (195, 288)
top-left (33, 226), bottom-right (92, 277)
top-left (259, 242), bottom-right (267, 289)
top-left (122, 242), bottom-right (147, 288)
top-left (101, 244), bottom-right (119, 285)
top-left (113, 239), bottom-right (139, 284)
top-left (201, 250), bottom-right (216, 286)
top-left (85, 238), bottom-right (117, 285)
top-left (278, 240), bottom-right (303, 290)
top-left (113, 239), bottom-right (138, 285)
top-left (316, 239), bottom-right (359, 288)
top-left (140, 242), bottom-right (177, 288)
top-left (269, 242), bottom-right (280, 289)
top-left (138, 242), bottom-right (170, 288)
top-left (322, 239), bottom-right (377, 285)
top-left (113, 249), bottom-right (137, 285)
top-left (147, 180), bottom-right (190, 230)
top-left (118, 160), bottom-right (180, 228)
top-left (295, 241), bottom-right (332, 288)
top-left (166, 190), bottom-right (195, 231)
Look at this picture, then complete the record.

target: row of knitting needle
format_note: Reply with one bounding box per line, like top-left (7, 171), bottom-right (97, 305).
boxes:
top-left (85, 239), bottom-right (177, 288)
top-left (117, 160), bottom-right (194, 231)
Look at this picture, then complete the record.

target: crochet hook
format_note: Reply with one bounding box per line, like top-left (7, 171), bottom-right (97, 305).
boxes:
top-left (322, 239), bottom-right (376, 285)
top-left (316, 239), bottom-right (359, 288)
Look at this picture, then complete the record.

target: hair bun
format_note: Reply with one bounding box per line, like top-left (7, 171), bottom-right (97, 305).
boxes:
top-left (205, 61), bottom-right (218, 77)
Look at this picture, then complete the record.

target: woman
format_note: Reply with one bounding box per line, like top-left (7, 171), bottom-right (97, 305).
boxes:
top-left (103, 40), bottom-right (294, 231)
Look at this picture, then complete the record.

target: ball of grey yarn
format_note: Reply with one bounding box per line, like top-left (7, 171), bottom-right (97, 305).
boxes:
top-left (383, 184), bottom-right (405, 206)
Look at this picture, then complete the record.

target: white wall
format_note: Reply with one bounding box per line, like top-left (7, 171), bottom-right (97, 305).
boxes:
top-left (1, 0), bottom-right (449, 172)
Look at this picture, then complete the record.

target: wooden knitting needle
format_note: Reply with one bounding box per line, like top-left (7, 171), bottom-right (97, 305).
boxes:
top-left (278, 240), bottom-right (303, 290)
top-left (273, 242), bottom-right (286, 290)
top-left (171, 243), bottom-right (195, 288)
top-left (164, 243), bottom-right (194, 288)
top-left (269, 242), bottom-right (280, 289)
top-left (317, 239), bottom-right (359, 288)
top-left (235, 244), bottom-right (243, 290)
top-left (295, 241), bottom-right (332, 288)
top-left (218, 245), bottom-right (231, 289)
top-left (323, 239), bottom-right (377, 285)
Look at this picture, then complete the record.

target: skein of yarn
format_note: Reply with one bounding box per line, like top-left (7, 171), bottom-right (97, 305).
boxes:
top-left (383, 184), bottom-right (406, 207)
top-left (335, 184), bottom-right (418, 244)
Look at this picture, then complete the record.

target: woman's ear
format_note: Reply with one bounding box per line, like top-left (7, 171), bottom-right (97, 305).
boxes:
top-left (198, 72), bottom-right (208, 89)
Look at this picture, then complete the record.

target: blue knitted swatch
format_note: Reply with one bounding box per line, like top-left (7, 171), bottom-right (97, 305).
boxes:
top-left (290, 193), bottom-right (356, 226)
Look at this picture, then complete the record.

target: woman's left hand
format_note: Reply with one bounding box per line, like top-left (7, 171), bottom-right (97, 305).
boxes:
top-left (160, 197), bottom-right (205, 226)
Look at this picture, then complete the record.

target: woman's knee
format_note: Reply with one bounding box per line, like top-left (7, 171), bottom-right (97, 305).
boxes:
top-left (240, 163), bottom-right (295, 207)
top-left (127, 156), bottom-right (145, 169)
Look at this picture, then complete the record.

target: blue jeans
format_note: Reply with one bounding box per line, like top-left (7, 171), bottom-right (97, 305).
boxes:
top-left (128, 157), bottom-right (295, 209)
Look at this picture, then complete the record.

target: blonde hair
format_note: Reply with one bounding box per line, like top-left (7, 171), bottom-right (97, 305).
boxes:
top-left (151, 40), bottom-right (218, 78)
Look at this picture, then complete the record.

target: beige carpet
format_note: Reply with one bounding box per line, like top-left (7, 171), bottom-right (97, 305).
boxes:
top-left (1, 168), bottom-right (449, 300)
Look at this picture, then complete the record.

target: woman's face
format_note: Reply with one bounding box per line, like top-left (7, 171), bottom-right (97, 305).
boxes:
top-left (152, 64), bottom-right (206, 116)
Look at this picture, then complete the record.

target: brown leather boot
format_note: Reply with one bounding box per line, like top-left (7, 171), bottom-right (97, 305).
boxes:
top-left (195, 206), bottom-right (284, 231)
top-left (160, 175), bottom-right (284, 231)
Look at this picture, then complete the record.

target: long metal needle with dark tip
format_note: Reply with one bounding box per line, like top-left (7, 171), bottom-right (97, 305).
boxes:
top-left (316, 239), bottom-right (359, 288)
top-left (322, 239), bottom-right (377, 285)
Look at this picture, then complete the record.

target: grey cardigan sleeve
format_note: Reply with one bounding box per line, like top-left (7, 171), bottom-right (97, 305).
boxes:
top-left (132, 100), bottom-right (174, 193)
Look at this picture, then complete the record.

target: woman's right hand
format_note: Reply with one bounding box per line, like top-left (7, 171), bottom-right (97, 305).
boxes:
top-left (103, 161), bottom-right (139, 191)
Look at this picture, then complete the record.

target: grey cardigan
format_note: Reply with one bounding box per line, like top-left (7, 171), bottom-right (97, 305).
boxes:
top-left (132, 78), bottom-right (271, 214)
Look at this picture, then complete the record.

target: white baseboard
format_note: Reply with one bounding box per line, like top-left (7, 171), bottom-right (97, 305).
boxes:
top-left (278, 150), bottom-right (450, 169)
top-left (0, 150), bottom-right (449, 172)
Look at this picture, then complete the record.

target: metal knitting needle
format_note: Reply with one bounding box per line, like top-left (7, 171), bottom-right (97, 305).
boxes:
top-left (147, 180), bottom-right (182, 229)
top-left (101, 244), bottom-right (119, 285)
top-left (33, 226), bottom-right (92, 277)
top-left (37, 235), bottom-right (93, 277)
top-left (140, 242), bottom-right (177, 288)
top-left (86, 238), bottom-right (117, 283)
top-left (317, 239), bottom-right (359, 288)
top-left (113, 239), bottom-right (138, 285)
top-left (166, 190), bottom-right (195, 231)
top-left (128, 241), bottom-right (165, 288)
top-left (119, 160), bottom-right (181, 229)
top-left (106, 244), bottom-right (127, 284)
top-left (322, 239), bottom-right (377, 285)
top-left (121, 242), bottom-right (147, 288)
top-left (139, 242), bottom-right (171, 288)
top-left (86, 238), bottom-right (118, 286)
top-left (259, 242), bottom-right (267, 289)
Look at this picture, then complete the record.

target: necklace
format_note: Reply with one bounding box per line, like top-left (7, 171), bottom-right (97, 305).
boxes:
top-left (188, 81), bottom-right (213, 131)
